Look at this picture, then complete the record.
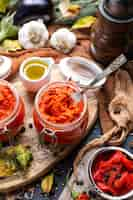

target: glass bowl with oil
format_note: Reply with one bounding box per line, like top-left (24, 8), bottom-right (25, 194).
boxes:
top-left (19, 57), bottom-right (54, 92)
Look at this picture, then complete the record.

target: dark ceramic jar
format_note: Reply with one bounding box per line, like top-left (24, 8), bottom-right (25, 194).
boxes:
top-left (90, 0), bottom-right (133, 65)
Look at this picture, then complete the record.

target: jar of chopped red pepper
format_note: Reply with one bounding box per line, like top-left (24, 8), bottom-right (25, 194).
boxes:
top-left (33, 81), bottom-right (88, 144)
top-left (0, 80), bottom-right (25, 142)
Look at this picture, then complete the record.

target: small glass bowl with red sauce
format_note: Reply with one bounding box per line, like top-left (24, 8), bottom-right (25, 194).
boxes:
top-left (88, 147), bottom-right (133, 200)
top-left (0, 80), bottom-right (25, 142)
top-left (33, 81), bottom-right (88, 144)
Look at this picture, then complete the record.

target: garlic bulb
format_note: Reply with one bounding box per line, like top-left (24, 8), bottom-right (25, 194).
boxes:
top-left (18, 20), bottom-right (49, 49)
top-left (50, 28), bottom-right (77, 54)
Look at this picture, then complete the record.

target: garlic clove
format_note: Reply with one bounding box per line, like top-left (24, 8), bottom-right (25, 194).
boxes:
top-left (50, 28), bottom-right (77, 54)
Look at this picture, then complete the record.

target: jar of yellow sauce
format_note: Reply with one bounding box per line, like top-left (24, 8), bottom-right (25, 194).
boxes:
top-left (19, 57), bottom-right (54, 92)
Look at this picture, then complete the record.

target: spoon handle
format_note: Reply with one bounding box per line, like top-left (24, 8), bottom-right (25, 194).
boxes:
top-left (83, 54), bottom-right (127, 92)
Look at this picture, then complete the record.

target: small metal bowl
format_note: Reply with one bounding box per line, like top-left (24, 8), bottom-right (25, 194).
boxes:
top-left (88, 147), bottom-right (133, 200)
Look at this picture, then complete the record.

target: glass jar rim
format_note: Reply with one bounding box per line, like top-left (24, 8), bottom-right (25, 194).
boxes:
top-left (0, 80), bottom-right (19, 127)
top-left (35, 81), bottom-right (88, 129)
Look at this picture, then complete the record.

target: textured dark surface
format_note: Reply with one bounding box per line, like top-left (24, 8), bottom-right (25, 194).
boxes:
top-left (1, 121), bottom-right (133, 200)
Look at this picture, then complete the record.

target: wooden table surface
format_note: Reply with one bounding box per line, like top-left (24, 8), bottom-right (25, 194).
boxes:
top-left (4, 121), bottom-right (133, 200)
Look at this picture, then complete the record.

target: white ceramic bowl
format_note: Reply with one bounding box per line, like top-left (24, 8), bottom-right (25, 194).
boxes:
top-left (59, 56), bottom-right (106, 89)
top-left (0, 56), bottom-right (12, 79)
top-left (19, 57), bottom-right (54, 92)
top-left (89, 147), bottom-right (133, 200)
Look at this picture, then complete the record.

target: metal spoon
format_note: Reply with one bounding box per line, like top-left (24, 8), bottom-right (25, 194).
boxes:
top-left (71, 54), bottom-right (127, 102)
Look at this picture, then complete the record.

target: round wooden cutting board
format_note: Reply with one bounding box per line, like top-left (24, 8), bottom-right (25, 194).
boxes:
top-left (0, 64), bottom-right (98, 193)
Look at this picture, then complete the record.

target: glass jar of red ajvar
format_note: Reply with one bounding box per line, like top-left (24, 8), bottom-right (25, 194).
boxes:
top-left (33, 81), bottom-right (88, 144)
top-left (0, 80), bottom-right (25, 142)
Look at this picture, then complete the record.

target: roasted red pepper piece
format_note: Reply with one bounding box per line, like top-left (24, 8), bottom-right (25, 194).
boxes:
top-left (93, 164), bottom-right (122, 183)
top-left (99, 151), bottom-right (123, 169)
top-left (107, 171), bottom-right (118, 187)
top-left (121, 156), bottom-right (133, 171)
top-left (93, 169), bottom-right (104, 182)
top-left (76, 193), bottom-right (90, 200)
top-left (126, 174), bottom-right (133, 190)
top-left (107, 164), bottom-right (122, 186)
top-left (114, 172), bottom-right (133, 189)
top-left (97, 182), bottom-right (117, 195)
top-left (114, 172), bottom-right (128, 189)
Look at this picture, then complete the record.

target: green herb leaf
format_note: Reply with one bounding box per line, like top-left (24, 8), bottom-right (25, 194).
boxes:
top-left (72, 16), bottom-right (96, 29)
top-left (0, 0), bottom-right (10, 13)
top-left (15, 145), bottom-right (33, 169)
top-left (0, 0), bottom-right (18, 13)
top-left (71, 191), bottom-right (80, 199)
top-left (54, 0), bottom-right (99, 25)
top-left (0, 13), bottom-right (18, 42)
top-left (8, 0), bottom-right (18, 7)
top-left (2, 39), bottom-right (22, 51)
top-left (41, 173), bottom-right (54, 193)
top-left (0, 145), bottom-right (33, 177)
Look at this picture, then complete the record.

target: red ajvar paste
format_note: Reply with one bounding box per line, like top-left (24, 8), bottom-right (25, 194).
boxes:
top-left (93, 150), bottom-right (133, 196)
top-left (0, 85), bottom-right (16, 120)
top-left (39, 86), bottom-right (83, 124)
